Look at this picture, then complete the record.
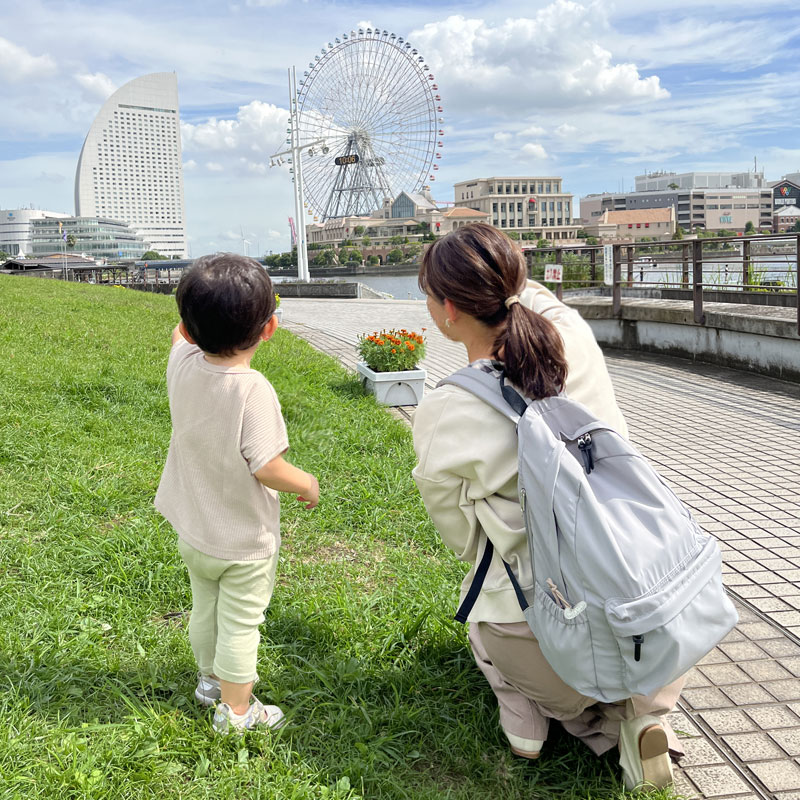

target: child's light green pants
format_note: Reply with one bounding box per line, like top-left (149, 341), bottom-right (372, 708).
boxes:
top-left (178, 538), bottom-right (279, 684)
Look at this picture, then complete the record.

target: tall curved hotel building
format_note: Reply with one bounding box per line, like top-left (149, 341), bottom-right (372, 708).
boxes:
top-left (75, 72), bottom-right (187, 258)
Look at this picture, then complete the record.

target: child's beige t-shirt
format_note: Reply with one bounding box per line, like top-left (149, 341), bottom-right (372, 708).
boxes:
top-left (155, 338), bottom-right (288, 560)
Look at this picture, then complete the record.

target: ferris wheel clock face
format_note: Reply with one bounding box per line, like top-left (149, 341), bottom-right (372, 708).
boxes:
top-left (296, 28), bottom-right (444, 221)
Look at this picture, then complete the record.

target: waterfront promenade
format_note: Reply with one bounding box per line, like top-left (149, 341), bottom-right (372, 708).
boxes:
top-left (281, 297), bottom-right (800, 800)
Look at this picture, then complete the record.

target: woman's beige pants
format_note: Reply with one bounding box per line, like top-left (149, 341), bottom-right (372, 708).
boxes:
top-left (470, 621), bottom-right (686, 756)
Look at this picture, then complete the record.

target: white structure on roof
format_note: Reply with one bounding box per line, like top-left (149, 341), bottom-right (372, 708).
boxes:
top-left (74, 72), bottom-right (187, 258)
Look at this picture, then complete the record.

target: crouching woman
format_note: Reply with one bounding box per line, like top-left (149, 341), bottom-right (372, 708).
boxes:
top-left (411, 224), bottom-right (685, 791)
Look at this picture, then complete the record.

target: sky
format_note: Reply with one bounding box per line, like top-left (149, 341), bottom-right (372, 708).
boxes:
top-left (3, 0), bottom-right (800, 256)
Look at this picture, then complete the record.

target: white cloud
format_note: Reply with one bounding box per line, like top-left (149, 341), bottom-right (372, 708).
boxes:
top-left (494, 132), bottom-right (512, 143)
top-left (410, 3), bottom-right (668, 114)
top-left (555, 124), bottom-right (577, 137)
top-left (205, 162), bottom-right (224, 172)
top-left (356, 20), bottom-right (374, 30)
top-left (0, 37), bottom-right (57, 82)
top-left (521, 143), bottom-right (548, 159)
top-left (74, 72), bottom-right (116, 101)
top-left (183, 159), bottom-right (197, 171)
top-left (520, 125), bottom-right (546, 137)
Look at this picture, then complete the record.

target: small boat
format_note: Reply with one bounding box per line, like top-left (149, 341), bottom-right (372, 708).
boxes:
top-left (634, 255), bottom-right (656, 265)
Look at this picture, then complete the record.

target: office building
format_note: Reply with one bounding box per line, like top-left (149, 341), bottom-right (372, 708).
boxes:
top-left (580, 188), bottom-right (772, 233)
top-left (29, 217), bottom-right (149, 261)
top-left (453, 177), bottom-right (580, 240)
top-left (74, 72), bottom-right (187, 258)
top-left (0, 208), bottom-right (69, 257)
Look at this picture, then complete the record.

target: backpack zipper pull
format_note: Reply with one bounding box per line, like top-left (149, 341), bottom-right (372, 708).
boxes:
top-left (633, 634), bottom-right (644, 662)
top-left (577, 434), bottom-right (594, 474)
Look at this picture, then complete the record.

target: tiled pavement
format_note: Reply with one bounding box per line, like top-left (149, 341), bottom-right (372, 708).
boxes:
top-left (280, 297), bottom-right (800, 799)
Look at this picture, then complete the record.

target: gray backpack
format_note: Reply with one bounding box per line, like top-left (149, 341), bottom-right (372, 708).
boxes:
top-left (441, 368), bottom-right (738, 703)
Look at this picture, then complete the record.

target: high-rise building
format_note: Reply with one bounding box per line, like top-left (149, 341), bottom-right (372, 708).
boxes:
top-left (74, 72), bottom-right (187, 258)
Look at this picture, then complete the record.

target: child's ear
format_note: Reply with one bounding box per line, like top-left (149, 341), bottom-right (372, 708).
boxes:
top-left (260, 315), bottom-right (279, 341)
top-left (178, 321), bottom-right (196, 344)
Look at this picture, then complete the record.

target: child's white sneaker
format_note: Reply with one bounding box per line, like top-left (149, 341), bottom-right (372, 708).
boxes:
top-left (618, 715), bottom-right (672, 792)
top-left (195, 674), bottom-right (221, 707)
top-left (212, 698), bottom-right (285, 735)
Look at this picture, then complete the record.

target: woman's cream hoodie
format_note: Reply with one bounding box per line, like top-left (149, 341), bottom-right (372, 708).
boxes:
top-left (412, 281), bottom-right (628, 623)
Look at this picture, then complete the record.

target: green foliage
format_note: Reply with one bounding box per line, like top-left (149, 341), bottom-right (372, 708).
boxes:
top-left (421, 232), bottom-right (437, 242)
top-left (348, 249), bottom-right (363, 263)
top-left (353, 226), bottom-right (365, 235)
top-left (792, 220), bottom-right (800, 233)
top-left (667, 182), bottom-right (679, 190)
top-left (278, 248), bottom-right (298, 267)
top-left (537, 238), bottom-right (549, 249)
top-left (367, 254), bottom-right (380, 265)
top-left (386, 248), bottom-right (404, 264)
top-left (744, 221), bottom-right (755, 234)
top-left (506, 231), bottom-right (520, 240)
top-left (312, 249), bottom-right (338, 266)
top-left (585, 236), bottom-right (599, 246)
top-left (361, 235), bottom-right (371, 247)
top-left (576, 229), bottom-right (587, 239)
top-left (142, 250), bottom-right (168, 260)
top-left (672, 227), bottom-right (684, 241)
top-left (357, 329), bottom-right (426, 372)
top-left (308, 242), bottom-right (322, 251)
top-left (341, 238), bottom-right (354, 247)
top-left (0, 250), bottom-right (9, 262)
top-left (66, 234), bottom-right (77, 249)
top-left (389, 235), bottom-right (404, 246)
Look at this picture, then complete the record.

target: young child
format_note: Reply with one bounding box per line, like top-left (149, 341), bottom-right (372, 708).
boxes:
top-left (155, 253), bottom-right (319, 734)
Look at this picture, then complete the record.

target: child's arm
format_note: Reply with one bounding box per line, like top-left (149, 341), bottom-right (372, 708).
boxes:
top-left (255, 455), bottom-right (319, 509)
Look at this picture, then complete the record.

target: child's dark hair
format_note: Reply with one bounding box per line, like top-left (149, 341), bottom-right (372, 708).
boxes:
top-left (418, 223), bottom-right (567, 400)
top-left (176, 253), bottom-right (276, 356)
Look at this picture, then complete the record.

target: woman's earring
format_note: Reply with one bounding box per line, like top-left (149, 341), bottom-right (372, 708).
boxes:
top-left (444, 318), bottom-right (452, 329)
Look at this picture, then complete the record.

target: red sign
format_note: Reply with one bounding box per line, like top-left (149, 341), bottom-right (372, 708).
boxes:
top-left (544, 264), bottom-right (563, 283)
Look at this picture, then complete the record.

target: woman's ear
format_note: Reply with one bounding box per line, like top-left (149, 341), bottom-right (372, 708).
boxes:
top-left (443, 298), bottom-right (459, 324)
top-left (178, 320), bottom-right (196, 344)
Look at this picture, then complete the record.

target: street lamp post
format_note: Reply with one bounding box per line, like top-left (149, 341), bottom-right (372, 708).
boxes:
top-left (270, 66), bottom-right (328, 282)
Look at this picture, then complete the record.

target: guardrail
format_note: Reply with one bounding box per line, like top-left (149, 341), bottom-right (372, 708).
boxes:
top-left (524, 233), bottom-right (800, 335)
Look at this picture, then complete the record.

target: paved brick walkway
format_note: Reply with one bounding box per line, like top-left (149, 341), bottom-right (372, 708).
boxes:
top-left (280, 297), bottom-right (800, 799)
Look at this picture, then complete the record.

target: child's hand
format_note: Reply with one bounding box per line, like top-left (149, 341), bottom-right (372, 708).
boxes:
top-left (297, 474), bottom-right (319, 509)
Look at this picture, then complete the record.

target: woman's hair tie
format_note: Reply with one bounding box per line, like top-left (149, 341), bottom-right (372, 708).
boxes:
top-left (504, 294), bottom-right (521, 309)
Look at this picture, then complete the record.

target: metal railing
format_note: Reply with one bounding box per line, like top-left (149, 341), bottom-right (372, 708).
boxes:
top-left (524, 233), bottom-right (800, 335)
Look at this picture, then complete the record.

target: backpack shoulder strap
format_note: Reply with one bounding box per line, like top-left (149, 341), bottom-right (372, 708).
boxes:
top-left (438, 368), bottom-right (527, 422)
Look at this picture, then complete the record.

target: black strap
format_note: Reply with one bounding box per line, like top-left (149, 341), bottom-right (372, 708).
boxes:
top-left (454, 538), bottom-right (530, 623)
top-left (503, 561), bottom-right (530, 612)
top-left (454, 538), bottom-right (495, 623)
top-left (500, 375), bottom-right (528, 417)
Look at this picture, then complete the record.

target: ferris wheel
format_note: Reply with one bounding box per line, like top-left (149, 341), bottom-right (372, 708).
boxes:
top-left (293, 28), bottom-right (444, 220)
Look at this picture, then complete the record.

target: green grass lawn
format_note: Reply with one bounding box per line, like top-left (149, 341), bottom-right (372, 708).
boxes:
top-left (0, 276), bottom-right (676, 799)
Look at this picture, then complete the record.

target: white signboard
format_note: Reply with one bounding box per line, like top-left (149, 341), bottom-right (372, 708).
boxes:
top-left (544, 263), bottom-right (563, 283)
top-left (603, 244), bottom-right (614, 286)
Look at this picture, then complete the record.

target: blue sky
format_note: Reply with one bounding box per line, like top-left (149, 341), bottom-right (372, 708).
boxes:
top-left (3, 0), bottom-right (800, 255)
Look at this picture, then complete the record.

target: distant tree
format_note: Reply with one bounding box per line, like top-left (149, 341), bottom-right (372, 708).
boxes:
top-left (349, 249), bottom-right (363, 262)
top-left (744, 221), bottom-right (755, 234)
top-left (406, 243), bottom-right (423, 259)
top-left (341, 238), bottom-right (354, 247)
top-left (386, 248), bottom-right (404, 264)
top-left (312, 249), bottom-right (338, 266)
top-left (792, 220), bottom-right (800, 233)
top-left (576, 228), bottom-right (588, 239)
top-left (668, 182), bottom-right (679, 190)
top-left (142, 250), bottom-right (167, 260)
top-left (585, 236), bottom-right (599, 246)
top-left (368, 254), bottom-right (380, 266)
top-left (506, 231), bottom-right (520, 240)
top-left (263, 254), bottom-right (280, 267)
top-left (672, 227), bottom-right (684, 240)
top-left (278, 248), bottom-right (297, 267)
top-left (0, 250), bottom-right (9, 262)
top-left (353, 226), bottom-right (365, 235)
top-left (308, 242), bottom-right (322, 250)
top-left (414, 221), bottom-right (430, 233)
top-left (537, 238), bottom-right (549, 248)
top-left (361, 235), bottom-right (371, 247)
top-left (66, 234), bottom-right (77, 249)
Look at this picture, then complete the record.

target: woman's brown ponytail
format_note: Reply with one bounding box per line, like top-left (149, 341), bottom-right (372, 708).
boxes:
top-left (419, 223), bottom-right (567, 399)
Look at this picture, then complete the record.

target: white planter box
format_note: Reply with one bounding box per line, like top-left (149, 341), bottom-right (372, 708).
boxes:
top-left (356, 362), bottom-right (426, 406)
top-left (274, 308), bottom-right (283, 323)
